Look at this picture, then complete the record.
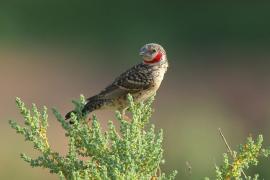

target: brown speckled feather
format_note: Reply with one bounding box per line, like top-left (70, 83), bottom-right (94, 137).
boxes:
top-left (65, 43), bottom-right (168, 121)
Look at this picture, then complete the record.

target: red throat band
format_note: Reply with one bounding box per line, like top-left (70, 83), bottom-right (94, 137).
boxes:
top-left (144, 52), bottom-right (162, 64)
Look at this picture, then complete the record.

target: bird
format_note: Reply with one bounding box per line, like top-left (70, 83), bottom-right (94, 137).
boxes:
top-left (65, 43), bottom-right (169, 122)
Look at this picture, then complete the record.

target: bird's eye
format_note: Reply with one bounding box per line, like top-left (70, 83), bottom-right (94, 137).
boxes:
top-left (152, 49), bottom-right (156, 53)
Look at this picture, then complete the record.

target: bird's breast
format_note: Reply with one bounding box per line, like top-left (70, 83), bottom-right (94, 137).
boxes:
top-left (134, 62), bottom-right (168, 102)
top-left (152, 62), bottom-right (168, 88)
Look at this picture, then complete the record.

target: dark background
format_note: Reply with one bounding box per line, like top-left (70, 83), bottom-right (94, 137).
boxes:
top-left (1, 1), bottom-right (270, 179)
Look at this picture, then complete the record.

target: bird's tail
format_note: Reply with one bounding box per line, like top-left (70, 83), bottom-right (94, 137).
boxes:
top-left (65, 98), bottom-right (112, 122)
top-left (64, 110), bottom-right (77, 121)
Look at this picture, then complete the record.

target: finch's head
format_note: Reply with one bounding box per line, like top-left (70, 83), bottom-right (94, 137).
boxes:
top-left (139, 43), bottom-right (167, 64)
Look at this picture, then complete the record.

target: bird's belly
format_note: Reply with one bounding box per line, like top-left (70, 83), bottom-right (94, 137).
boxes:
top-left (134, 67), bottom-right (166, 102)
top-left (134, 90), bottom-right (155, 102)
top-left (133, 83), bottom-right (161, 102)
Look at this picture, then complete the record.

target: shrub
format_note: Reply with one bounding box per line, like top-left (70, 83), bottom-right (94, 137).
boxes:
top-left (9, 95), bottom-right (177, 179)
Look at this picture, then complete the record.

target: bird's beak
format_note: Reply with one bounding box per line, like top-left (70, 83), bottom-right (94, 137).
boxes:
top-left (139, 47), bottom-right (148, 56)
top-left (139, 51), bottom-right (144, 56)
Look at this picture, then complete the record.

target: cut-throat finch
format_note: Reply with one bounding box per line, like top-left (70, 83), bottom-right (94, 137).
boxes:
top-left (65, 43), bottom-right (168, 122)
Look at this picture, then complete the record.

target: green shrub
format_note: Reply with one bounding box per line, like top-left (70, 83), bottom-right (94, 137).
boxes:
top-left (205, 130), bottom-right (270, 180)
top-left (9, 94), bottom-right (270, 179)
top-left (9, 95), bottom-right (177, 180)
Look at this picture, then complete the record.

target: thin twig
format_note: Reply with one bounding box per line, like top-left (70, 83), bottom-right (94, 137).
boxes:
top-left (218, 128), bottom-right (234, 158)
top-left (157, 166), bottom-right (161, 177)
top-left (218, 128), bottom-right (248, 179)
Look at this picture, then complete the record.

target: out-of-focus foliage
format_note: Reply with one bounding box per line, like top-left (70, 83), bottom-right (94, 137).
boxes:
top-left (9, 95), bottom-right (177, 179)
top-left (205, 134), bottom-right (270, 180)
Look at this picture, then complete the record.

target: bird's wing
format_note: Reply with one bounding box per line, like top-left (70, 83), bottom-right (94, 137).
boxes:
top-left (96, 64), bottom-right (154, 99)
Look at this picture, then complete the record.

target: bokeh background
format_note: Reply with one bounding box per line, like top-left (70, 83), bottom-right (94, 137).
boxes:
top-left (1, 1), bottom-right (270, 179)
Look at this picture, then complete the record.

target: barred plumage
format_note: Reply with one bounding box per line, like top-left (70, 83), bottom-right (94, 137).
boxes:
top-left (65, 43), bottom-right (168, 121)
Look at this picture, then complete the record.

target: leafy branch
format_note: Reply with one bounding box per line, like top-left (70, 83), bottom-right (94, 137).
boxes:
top-left (9, 95), bottom-right (177, 179)
top-left (205, 129), bottom-right (270, 180)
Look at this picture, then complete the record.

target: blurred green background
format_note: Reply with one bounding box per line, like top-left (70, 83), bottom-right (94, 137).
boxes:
top-left (1, 1), bottom-right (270, 179)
